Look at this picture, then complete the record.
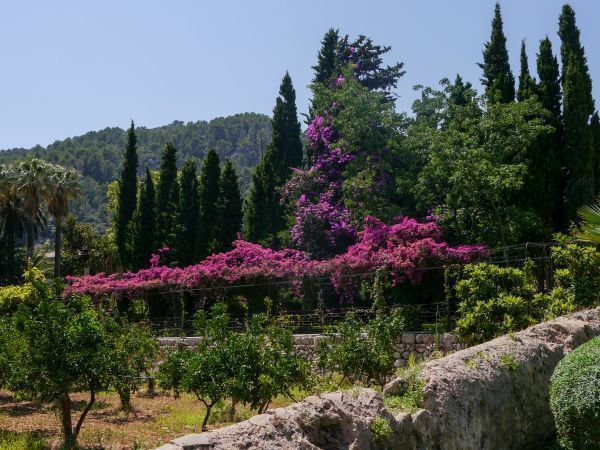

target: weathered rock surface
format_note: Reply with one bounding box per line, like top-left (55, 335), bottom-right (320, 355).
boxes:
top-left (156, 309), bottom-right (600, 450)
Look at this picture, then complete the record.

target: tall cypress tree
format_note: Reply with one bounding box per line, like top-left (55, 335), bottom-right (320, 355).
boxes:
top-left (176, 160), bottom-right (200, 266)
top-left (591, 112), bottom-right (600, 194)
top-left (115, 121), bottom-right (138, 269)
top-left (479, 3), bottom-right (515, 104)
top-left (312, 28), bottom-right (340, 84)
top-left (197, 149), bottom-right (221, 258)
top-left (155, 142), bottom-right (180, 249)
top-left (244, 73), bottom-right (303, 246)
top-left (559, 4), bottom-right (595, 219)
top-left (131, 168), bottom-right (156, 269)
top-left (537, 37), bottom-right (564, 229)
top-left (215, 159), bottom-right (243, 252)
top-left (517, 40), bottom-right (537, 101)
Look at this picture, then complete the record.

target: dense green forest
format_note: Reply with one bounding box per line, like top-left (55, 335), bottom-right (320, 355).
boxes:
top-left (0, 113), bottom-right (271, 230)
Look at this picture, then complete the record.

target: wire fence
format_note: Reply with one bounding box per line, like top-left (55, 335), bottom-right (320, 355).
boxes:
top-left (136, 242), bottom-right (556, 336)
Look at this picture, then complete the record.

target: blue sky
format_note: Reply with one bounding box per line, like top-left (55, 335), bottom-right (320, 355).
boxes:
top-left (0, 0), bottom-right (598, 150)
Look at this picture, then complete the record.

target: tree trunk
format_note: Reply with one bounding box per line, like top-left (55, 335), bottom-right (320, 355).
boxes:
top-left (26, 219), bottom-right (35, 260)
top-left (118, 387), bottom-right (132, 410)
top-left (74, 390), bottom-right (95, 442)
top-left (6, 218), bottom-right (16, 282)
top-left (59, 393), bottom-right (75, 449)
top-left (54, 216), bottom-right (62, 278)
top-left (201, 400), bottom-right (214, 432)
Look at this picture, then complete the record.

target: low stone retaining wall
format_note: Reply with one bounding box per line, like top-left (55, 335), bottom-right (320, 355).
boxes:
top-left (156, 308), bottom-right (600, 450)
top-left (158, 332), bottom-right (465, 368)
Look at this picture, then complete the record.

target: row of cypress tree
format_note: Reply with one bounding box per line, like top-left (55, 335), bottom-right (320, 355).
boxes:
top-left (480, 3), bottom-right (600, 229)
top-left (115, 123), bottom-right (243, 270)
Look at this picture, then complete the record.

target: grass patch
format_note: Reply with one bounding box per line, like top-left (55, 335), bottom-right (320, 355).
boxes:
top-left (499, 353), bottom-right (519, 371)
top-left (0, 430), bottom-right (45, 450)
top-left (384, 362), bottom-right (425, 414)
top-left (371, 416), bottom-right (393, 443)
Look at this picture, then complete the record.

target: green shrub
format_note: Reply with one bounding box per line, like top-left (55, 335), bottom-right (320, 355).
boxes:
top-left (316, 309), bottom-right (404, 388)
top-left (550, 336), bottom-right (600, 449)
top-left (551, 234), bottom-right (600, 308)
top-left (371, 416), bottom-right (393, 443)
top-left (384, 360), bottom-right (425, 414)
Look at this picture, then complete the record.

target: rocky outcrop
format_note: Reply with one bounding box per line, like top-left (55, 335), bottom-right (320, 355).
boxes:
top-left (156, 308), bottom-right (600, 450)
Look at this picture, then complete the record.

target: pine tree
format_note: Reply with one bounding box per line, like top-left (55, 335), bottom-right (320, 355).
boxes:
top-left (115, 121), bottom-right (138, 269)
top-left (312, 28), bottom-right (340, 84)
top-left (517, 40), bottom-right (537, 101)
top-left (479, 3), bottom-right (515, 104)
top-left (244, 73), bottom-right (303, 246)
top-left (536, 37), bottom-right (564, 229)
top-left (176, 160), bottom-right (200, 266)
top-left (131, 168), bottom-right (156, 269)
top-left (155, 142), bottom-right (180, 249)
top-left (215, 159), bottom-right (243, 252)
top-left (197, 149), bottom-right (221, 258)
top-left (559, 4), bottom-right (595, 219)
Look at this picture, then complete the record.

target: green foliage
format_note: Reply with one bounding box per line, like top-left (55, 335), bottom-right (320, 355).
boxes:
top-left (479, 3), bottom-right (515, 103)
top-left (176, 160), bottom-right (201, 265)
top-left (517, 40), bottom-right (537, 102)
top-left (0, 284), bottom-right (35, 316)
top-left (550, 336), bottom-right (600, 449)
top-left (215, 159), bottom-right (243, 252)
top-left (115, 121), bottom-right (138, 270)
top-left (198, 149), bottom-right (221, 258)
top-left (244, 73), bottom-right (303, 246)
top-left (551, 234), bottom-right (600, 308)
top-left (499, 352), bottom-right (519, 371)
top-left (312, 28), bottom-right (340, 85)
top-left (384, 362), bottom-right (425, 414)
top-left (105, 318), bottom-right (159, 410)
top-left (159, 303), bottom-right (310, 430)
top-left (412, 82), bottom-right (552, 246)
top-left (454, 261), bottom-right (543, 343)
top-left (155, 142), bottom-right (180, 250)
top-left (0, 282), bottom-right (117, 447)
top-left (0, 114), bottom-right (272, 232)
top-left (317, 309), bottom-right (404, 388)
top-left (370, 416), bottom-right (393, 443)
top-left (0, 431), bottom-right (45, 450)
top-left (559, 4), bottom-right (595, 220)
top-left (131, 169), bottom-right (157, 270)
top-left (62, 215), bottom-right (116, 276)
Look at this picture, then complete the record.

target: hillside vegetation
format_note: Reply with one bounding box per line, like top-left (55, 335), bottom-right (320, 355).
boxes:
top-left (0, 113), bottom-right (271, 230)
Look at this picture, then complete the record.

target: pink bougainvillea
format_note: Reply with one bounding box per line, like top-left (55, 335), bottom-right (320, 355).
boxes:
top-left (65, 216), bottom-right (487, 300)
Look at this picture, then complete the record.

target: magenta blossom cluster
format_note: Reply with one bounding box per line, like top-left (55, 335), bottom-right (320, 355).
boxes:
top-left (305, 115), bottom-right (335, 153)
top-left (66, 216), bottom-right (487, 301)
top-left (291, 193), bottom-right (357, 259)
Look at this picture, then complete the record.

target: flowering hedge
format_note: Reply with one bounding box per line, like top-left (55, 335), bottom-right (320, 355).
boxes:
top-left (65, 216), bottom-right (487, 300)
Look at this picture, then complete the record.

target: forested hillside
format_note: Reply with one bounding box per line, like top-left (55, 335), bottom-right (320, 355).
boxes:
top-left (0, 113), bottom-right (271, 230)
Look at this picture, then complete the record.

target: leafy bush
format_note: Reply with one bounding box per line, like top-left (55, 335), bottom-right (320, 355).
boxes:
top-left (317, 308), bottom-right (404, 388)
top-left (159, 303), bottom-right (310, 430)
top-left (551, 234), bottom-right (600, 308)
top-left (0, 266), bottom-right (45, 315)
top-left (384, 359), bottom-right (425, 414)
top-left (0, 281), bottom-right (118, 449)
top-left (371, 416), bottom-right (393, 443)
top-left (550, 336), bottom-right (600, 449)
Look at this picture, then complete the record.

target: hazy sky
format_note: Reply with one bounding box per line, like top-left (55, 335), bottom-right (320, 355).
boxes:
top-left (0, 0), bottom-right (599, 150)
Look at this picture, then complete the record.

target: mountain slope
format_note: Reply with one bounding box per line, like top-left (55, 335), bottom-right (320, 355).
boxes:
top-left (0, 113), bottom-right (272, 230)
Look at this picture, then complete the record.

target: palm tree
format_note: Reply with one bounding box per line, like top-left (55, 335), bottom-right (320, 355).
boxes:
top-left (14, 159), bottom-right (51, 259)
top-left (46, 165), bottom-right (81, 278)
top-left (1, 163), bottom-right (48, 282)
top-left (576, 202), bottom-right (600, 244)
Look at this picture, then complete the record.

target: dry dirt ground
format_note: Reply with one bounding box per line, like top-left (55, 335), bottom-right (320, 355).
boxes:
top-left (0, 389), bottom-right (294, 449)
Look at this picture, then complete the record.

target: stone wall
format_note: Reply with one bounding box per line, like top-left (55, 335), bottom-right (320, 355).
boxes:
top-left (158, 332), bottom-right (465, 368)
top-left (156, 308), bottom-right (600, 450)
